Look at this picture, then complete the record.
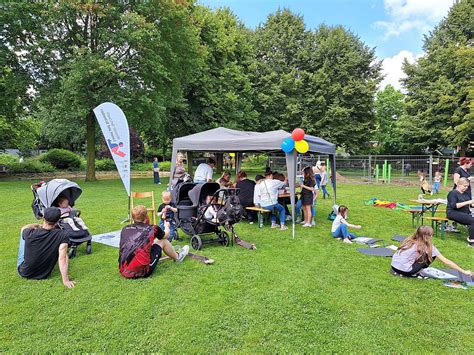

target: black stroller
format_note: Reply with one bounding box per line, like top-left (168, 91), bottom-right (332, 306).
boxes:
top-left (31, 179), bottom-right (92, 258)
top-left (173, 182), bottom-right (243, 250)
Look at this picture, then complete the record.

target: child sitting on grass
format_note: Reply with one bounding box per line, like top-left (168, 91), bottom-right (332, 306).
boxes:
top-left (157, 191), bottom-right (177, 241)
top-left (331, 205), bottom-right (361, 244)
top-left (391, 225), bottom-right (472, 278)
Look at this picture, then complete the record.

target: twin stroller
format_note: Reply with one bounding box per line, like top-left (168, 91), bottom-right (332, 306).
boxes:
top-left (172, 181), bottom-right (243, 250)
top-left (31, 179), bottom-right (92, 258)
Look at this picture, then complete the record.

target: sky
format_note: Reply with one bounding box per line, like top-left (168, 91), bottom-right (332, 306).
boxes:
top-left (198, 0), bottom-right (455, 91)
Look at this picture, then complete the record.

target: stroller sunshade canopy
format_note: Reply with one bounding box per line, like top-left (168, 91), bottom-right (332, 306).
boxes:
top-left (188, 182), bottom-right (220, 206)
top-left (37, 179), bottom-right (82, 208)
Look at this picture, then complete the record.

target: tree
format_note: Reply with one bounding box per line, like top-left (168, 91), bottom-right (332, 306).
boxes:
top-left (251, 10), bottom-right (381, 152)
top-left (401, 0), bottom-right (474, 153)
top-left (373, 85), bottom-right (406, 153)
top-left (166, 6), bottom-right (258, 140)
top-left (0, 1), bottom-right (200, 180)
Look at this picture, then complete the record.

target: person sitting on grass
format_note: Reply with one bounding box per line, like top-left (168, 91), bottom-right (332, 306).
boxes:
top-left (157, 191), bottom-right (177, 241)
top-left (391, 225), bottom-right (472, 278)
top-left (119, 205), bottom-right (189, 279)
top-left (17, 207), bottom-right (75, 288)
top-left (446, 178), bottom-right (474, 247)
top-left (331, 205), bottom-right (361, 244)
top-left (253, 171), bottom-right (288, 230)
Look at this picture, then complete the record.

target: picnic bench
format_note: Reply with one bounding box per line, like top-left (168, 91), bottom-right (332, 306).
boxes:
top-left (246, 206), bottom-right (270, 228)
top-left (424, 216), bottom-right (449, 240)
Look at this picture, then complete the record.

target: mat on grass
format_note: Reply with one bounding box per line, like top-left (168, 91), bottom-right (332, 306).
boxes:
top-left (391, 235), bottom-right (406, 242)
top-left (357, 247), bottom-right (396, 257)
top-left (352, 237), bottom-right (383, 246)
top-left (92, 230), bottom-right (121, 248)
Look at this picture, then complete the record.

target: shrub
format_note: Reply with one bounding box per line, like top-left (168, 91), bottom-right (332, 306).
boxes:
top-left (96, 158), bottom-right (116, 171)
top-left (8, 160), bottom-right (55, 173)
top-left (0, 153), bottom-right (18, 166)
top-left (40, 149), bottom-right (81, 170)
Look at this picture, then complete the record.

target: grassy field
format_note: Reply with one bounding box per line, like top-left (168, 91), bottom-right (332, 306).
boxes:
top-left (1, 178), bottom-right (473, 353)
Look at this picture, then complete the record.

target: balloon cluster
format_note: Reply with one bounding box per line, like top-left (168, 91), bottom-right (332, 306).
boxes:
top-left (281, 128), bottom-right (309, 154)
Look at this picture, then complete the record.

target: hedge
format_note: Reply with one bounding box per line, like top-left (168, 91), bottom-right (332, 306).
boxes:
top-left (40, 149), bottom-right (82, 170)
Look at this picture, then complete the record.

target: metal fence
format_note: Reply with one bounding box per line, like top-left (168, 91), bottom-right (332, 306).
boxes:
top-left (267, 154), bottom-right (463, 185)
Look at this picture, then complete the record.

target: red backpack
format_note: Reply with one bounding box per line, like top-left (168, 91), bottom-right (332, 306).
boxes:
top-left (119, 224), bottom-right (155, 279)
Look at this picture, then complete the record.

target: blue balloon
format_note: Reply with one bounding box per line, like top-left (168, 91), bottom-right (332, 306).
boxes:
top-left (281, 138), bottom-right (295, 153)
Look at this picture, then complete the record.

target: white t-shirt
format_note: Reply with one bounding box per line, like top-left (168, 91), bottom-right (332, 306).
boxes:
top-left (253, 179), bottom-right (285, 207)
top-left (331, 214), bottom-right (346, 233)
top-left (194, 163), bottom-right (213, 182)
top-left (391, 244), bottom-right (440, 272)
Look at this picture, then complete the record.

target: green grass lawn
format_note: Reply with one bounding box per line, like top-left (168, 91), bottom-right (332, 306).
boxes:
top-left (1, 178), bottom-right (473, 352)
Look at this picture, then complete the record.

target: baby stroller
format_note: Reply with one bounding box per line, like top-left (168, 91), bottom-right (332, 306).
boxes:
top-left (175, 181), bottom-right (243, 250)
top-left (31, 179), bottom-right (92, 258)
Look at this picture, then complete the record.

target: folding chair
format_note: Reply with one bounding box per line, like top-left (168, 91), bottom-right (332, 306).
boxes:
top-left (130, 191), bottom-right (156, 225)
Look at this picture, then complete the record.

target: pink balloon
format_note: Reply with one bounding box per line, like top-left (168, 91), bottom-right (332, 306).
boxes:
top-left (292, 128), bottom-right (305, 141)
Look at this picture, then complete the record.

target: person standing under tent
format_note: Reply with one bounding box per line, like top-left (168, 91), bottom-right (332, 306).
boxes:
top-left (300, 166), bottom-right (316, 227)
top-left (320, 163), bottom-right (330, 199)
top-left (194, 158), bottom-right (216, 183)
top-left (152, 157), bottom-right (161, 185)
top-left (253, 171), bottom-right (288, 230)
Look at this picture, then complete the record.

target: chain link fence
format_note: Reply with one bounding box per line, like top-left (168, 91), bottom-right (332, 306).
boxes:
top-left (267, 154), bottom-right (463, 185)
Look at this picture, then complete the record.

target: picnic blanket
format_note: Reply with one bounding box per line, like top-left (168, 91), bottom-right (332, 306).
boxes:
top-left (92, 230), bottom-right (121, 248)
top-left (365, 197), bottom-right (420, 210)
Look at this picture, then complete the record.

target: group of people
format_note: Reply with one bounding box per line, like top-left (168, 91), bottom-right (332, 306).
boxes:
top-left (16, 154), bottom-right (472, 287)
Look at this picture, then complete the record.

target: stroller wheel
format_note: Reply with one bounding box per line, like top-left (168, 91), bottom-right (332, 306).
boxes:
top-left (68, 247), bottom-right (77, 259)
top-left (191, 235), bottom-right (202, 250)
top-left (219, 231), bottom-right (230, 247)
top-left (86, 243), bottom-right (92, 254)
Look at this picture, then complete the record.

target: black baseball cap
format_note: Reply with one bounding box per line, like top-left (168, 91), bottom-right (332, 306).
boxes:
top-left (43, 207), bottom-right (61, 224)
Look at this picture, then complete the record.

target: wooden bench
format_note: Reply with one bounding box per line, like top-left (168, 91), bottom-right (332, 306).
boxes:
top-left (246, 206), bottom-right (271, 228)
top-left (424, 216), bottom-right (449, 240)
top-left (403, 210), bottom-right (423, 227)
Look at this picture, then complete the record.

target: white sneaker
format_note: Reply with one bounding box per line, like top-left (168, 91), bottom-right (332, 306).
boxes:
top-left (271, 223), bottom-right (278, 229)
top-left (249, 221), bottom-right (254, 225)
top-left (311, 220), bottom-right (316, 226)
top-left (176, 245), bottom-right (189, 262)
top-left (343, 238), bottom-right (353, 244)
top-left (285, 215), bottom-right (292, 221)
top-left (302, 223), bottom-right (312, 227)
top-left (280, 225), bottom-right (288, 230)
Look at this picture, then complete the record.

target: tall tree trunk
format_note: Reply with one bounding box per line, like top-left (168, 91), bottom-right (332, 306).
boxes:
top-left (85, 110), bottom-right (96, 181)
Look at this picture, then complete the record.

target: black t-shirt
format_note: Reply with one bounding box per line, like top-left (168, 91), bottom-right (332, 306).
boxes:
top-left (447, 190), bottom-right (471, 214)
top-left (158, 202), bottom-right (176, 220)
top-left (18, 227), bottom-right (70, 280)
top-left (235, 179), bottom-right (256, 206)
top-left (453, 166), bottom-right (470, 190)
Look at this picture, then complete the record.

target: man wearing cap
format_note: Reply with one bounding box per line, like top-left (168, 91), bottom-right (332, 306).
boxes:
top-left (17, 207), bottom-right (75, 288)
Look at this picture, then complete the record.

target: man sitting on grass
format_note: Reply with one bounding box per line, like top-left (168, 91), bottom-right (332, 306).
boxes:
top-left (119, 205), bottom-right (189, 278)
top-left (17, 207), bottom-right (75, 288)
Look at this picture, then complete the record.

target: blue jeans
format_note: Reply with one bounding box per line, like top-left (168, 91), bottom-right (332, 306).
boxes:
top-left (159, 220), bottom-right (176, 241)
top-left (262, 204), bottom-right (285, 225)
top-left (321, 185), bottom-right (330, 199)
top-left (332, 224), bottom-right (355, 239)
top-left (433, 181), bottom-right (440, 194)
top-left (17, 230), bottom-right (26, 267)
top-left (154, 172), bottom-right (161, 184)
top-left (296, 199), bottom-right (315, 218)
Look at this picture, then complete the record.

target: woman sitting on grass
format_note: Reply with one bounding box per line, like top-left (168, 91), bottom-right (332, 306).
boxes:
top-left (391, 225), bottom-right (472, 278)
top-left (331, 205), bottom-right (361, 244)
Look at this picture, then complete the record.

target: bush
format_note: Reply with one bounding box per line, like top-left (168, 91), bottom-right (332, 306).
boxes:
top-left (40, 149), bottom-right (82, 170)
top-left (0, 153), bottom-right (18, 166)
top-left (8, 160), bottom-right (55, 173)
top-left (131, 161), bottom-right (171, 172)
top-left (96, 158), bottom-right (116, 171)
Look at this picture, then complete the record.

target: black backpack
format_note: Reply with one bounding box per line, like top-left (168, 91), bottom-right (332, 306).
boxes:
top-left (217, 195), bottom-right (243, 225)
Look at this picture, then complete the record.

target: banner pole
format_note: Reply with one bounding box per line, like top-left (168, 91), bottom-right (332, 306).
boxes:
top-left (121, 195), bottom-right (131, 224)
